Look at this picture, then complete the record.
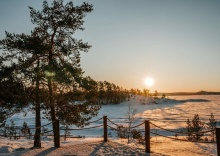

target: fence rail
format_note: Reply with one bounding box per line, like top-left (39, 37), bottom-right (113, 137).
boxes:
top-left (60, 124), bottom-right (103, 131)
top-left (0, 116), bottom-right (219, 155)
top-left (150, 122), bottom-right (215, 135)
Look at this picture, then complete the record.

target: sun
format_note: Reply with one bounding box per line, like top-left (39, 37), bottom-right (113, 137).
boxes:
top-left (144, 77), bottom-right (154, 87)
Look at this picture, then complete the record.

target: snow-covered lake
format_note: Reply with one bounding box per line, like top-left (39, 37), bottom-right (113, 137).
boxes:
top-left (5, 95), bottom-right (220, 137)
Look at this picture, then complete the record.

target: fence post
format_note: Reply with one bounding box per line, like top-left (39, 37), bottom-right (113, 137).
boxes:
top-left (145, 120), bottom-right (150, 153)
top-left (55, 119), bottom-right (60, 148)
top-left (103, 116), bottom-right (107, 142)
top-left (216, 127), bottom-right (220, 156)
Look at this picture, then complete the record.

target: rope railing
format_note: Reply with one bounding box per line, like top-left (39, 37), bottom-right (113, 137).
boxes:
top-left (28, 120), bottom-right (56, 130)
top-left (42, 120), bottom-right (56, 127)
top-left (2, 120), bottom-right (56, 131)
top-left (0, 118), bottom-right (104, 138)
top-left (28, 118), bottom-right (102, 130)
top-left (85, 117), bottom-right (103, 124)
top-left (1, 116), bottom-right (219, 154)
top-left (150, 122), bottom-right (215, 135)
top-left (0, 134), bottom-right (29, 137)
top-left (0, 121), bottom-right (55, 139)
top-left (138, 130), bottom-right (146, 133)
top-left (107, 125), bottom-right (118, 131)
top-left (0, 129), bottom-right (54, 138)
top-left (107, 118), bottom-right (119, 127)
top-left (106, 117), bottom-right (199, 122)
top-left (130, 121), bottom-right (145, 129)
top-left (41, 129), bottom-right (54, 134)
top-left (150, 131), bottom-right (214, 143)
top-left (107, 118), bottom-right (145, 130)
top-left (60, 124), bottom-right (103, 131)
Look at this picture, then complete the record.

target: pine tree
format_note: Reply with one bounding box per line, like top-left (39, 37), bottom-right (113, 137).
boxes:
top-left (191, 114), bottom-right (204, 140)
top-left (0, 30), bottom-right (47, 147)
top-left (208, 113), bottom-right (216, 142)
top-left (0, 62), bottom-right (28, 122)
top-left (9, 119), bottom-right (16, 139)
top-left (21, 122), bottom-right (31, 138)
top-left (186, 118), bottom-right (193, 140)
top-left (0, 0), bottom-right (96, 147)
top-left (186, 114), bottom-right (204, 141)
top-left (28, 1), bottom-right (93, 146)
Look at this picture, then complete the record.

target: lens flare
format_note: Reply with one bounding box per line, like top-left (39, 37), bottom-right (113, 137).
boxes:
top-left (144, 77), bottom-right (154, 87)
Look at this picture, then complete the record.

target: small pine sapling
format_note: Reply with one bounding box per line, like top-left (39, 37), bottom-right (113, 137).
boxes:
top-left (9, 119), bottom-right (16, 139)
top-left (186, 114), bottom-right (204, 141)
top-left (62, 125), bottom-right (71, 141)
top-left (208, 113), bottom-right (217, 142)
top-left (186, 118), bottom-right (193, 140)
top-left (21, 122), bottom-right (31, 139)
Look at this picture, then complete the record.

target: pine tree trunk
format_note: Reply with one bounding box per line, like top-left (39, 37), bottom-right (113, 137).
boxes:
top-left (48, 30), bottom-right (60, 148)
top-left (48, 77), bottom-right (59, 147)
top-left (34, 60), bottom-right (41, 148)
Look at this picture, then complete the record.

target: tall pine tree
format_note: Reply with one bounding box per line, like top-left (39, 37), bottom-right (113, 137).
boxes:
top-left (0, 0), bottom-right (99, 147)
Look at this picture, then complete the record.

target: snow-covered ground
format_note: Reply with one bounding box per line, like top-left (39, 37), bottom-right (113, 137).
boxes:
top-left (1, 95), bottom-right (219, 155)
top-left (0, 136), bottom-right (217, 156)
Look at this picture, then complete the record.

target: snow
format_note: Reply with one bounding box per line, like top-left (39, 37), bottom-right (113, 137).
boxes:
top-left (0, 95), bottom-right (219, 155)
top-left (0, 136), bottom-right (217, 155)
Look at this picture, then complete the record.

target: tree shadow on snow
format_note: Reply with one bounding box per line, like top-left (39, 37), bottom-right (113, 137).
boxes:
top-left (35, 147), bottom-right (56, 156)
top-left (89, 141), bottom-right (106, 156)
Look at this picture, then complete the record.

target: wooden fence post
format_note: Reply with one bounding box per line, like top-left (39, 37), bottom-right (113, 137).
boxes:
top-left (216, 127), bottom-right (220, 156)
top-left (55, 119), bottom-right (60, 148)
top-left (103, 116), bottom-right (107, 142)
top-left (145, 120), bottom-right (150, 153)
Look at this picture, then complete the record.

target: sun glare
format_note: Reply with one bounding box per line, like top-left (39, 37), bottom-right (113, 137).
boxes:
top-left (144, 77), bottom-right (154, 87)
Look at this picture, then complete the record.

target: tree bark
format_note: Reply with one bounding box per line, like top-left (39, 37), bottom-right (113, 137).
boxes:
top-left (34, 60), bottom-right (41, 148)
top-left (48, 74), bottom-right (59, 147)
top-left (48, 46), bottom-right (60, 147)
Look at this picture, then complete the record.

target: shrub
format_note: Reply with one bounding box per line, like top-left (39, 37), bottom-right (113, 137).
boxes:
top-left (186, 114), bottom-right (204, 141)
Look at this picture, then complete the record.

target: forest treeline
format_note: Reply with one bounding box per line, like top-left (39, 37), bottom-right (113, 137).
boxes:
top-left (161, 91), bottom-right (220, 96)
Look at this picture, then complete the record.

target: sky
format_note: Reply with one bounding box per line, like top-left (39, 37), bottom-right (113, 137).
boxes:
top-left (0, 0), bottom-right (220, 92)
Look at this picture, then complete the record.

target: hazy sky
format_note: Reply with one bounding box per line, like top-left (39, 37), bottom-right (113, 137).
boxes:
top-left (0, 0), bottom-right (220, 92)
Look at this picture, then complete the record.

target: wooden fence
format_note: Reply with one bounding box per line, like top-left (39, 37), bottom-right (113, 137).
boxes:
top-left (1, 116), bottom-right (220, 155)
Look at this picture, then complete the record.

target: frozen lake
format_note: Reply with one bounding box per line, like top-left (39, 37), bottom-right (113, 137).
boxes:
top-left (5, 95), bottom-right (220, 137)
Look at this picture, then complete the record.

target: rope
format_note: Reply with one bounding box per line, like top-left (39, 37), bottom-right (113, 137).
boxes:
top-left (29, 120), bottom-right (56, 130)
top-left (107, 125), bottom-right (119, 131)
top-left (3, 127), bottom-right (21, 130)
top-left (107, 118), bottom-right (119, 127)
top-left (105, 117), bottom-right (126, 119)
top-left (60, 135), bottom-right (84, 138)
top-left (131, 121), bottom-right (145, 129)
top-left (0, 130), bottom-right (53, 138)
top-left (150, 122), bottom-right (214, 135)
top-left (150, 131), bottom-right (214, 143)
top-left (60, 125), bottom-right (103, 130)
top-left (41, 130), bottom-right (54, 134)
top-left (117, 120), bottom-right (144, 124)
top-left (2, 121), bottom-right (55, 131)
top-left (42, 120), bottom-right (56, 127)
top-left (0, 134), bottom-right (33, 137)
top-left (29, 118), bottom-right (102, 130)
top-left (85, 117), bottom-right (102, 124)
top-left (137, 130), bottom-right (145, 133)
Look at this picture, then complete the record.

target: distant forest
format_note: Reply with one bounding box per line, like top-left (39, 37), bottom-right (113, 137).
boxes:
top-left (161, 91), bottom-right (220, 96)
